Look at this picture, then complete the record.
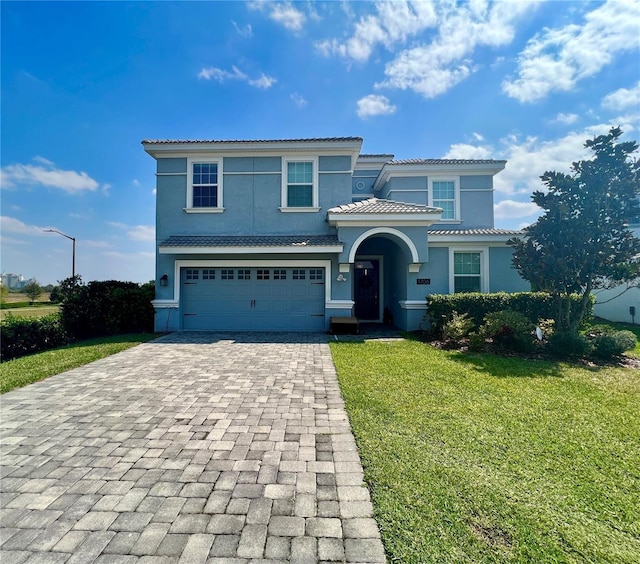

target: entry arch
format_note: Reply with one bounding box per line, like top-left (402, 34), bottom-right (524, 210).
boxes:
top-left (348, 227), bottom-right (420, 264)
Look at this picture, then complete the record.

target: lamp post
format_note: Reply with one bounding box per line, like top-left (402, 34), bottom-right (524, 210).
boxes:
top-left (44, 229), bottom-right (76, 278)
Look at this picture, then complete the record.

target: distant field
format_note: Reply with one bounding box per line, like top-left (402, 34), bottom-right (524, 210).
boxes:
top-left (3, 292), bottom-right (52, 303)
top-left (0, 305), bottom-right (60, 320)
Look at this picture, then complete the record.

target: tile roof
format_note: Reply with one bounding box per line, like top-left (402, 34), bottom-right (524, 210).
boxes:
top-left (427, 228), bottom-right (523, 236)
top-left (159, 235), bottom-right (342, 247)
top-left (387, 158), bottom-right (507, 166)
top-left (142, 137), bottom-right (363, 144)
top-left (328, 198), bottom-right (441, 214)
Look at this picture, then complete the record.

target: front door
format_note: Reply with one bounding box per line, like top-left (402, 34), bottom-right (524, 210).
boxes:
top-left (354, 259), bottom-right (380, 320)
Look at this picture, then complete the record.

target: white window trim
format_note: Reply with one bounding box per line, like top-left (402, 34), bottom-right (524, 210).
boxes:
top-left (280, 156), bottom-right (319, 212)
top-left (186, 157), bottom-right (224, 212)
top-left (428, 177), bottom-right (460, 221)
top-left (448, 247), bottom-right (489, 294)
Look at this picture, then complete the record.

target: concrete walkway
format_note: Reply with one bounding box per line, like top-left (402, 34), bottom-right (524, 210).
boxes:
top-left (1, 333), bottom-right (386, 564)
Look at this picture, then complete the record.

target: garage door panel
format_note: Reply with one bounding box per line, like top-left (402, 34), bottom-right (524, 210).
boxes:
top-left (181, 267), bottom-right (325, 331)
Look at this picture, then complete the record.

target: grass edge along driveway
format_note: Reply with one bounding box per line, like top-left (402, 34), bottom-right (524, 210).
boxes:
top-left (330, 337), bottom-right (640, 564)
top-left (0, 333), bottom-right (159, 394)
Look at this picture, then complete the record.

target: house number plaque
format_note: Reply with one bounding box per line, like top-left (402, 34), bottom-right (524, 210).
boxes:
top-left (417, 278), bottom-right (431, 285)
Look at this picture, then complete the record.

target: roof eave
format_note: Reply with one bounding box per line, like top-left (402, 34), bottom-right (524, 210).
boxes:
top-left (328, 212), bottom-right (442, 227)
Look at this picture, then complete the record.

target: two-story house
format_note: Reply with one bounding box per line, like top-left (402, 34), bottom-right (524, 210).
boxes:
top-left (144, 137), bottom-right (528, 332)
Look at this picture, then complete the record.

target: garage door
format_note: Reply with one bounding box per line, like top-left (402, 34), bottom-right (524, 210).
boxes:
top-left (181, 267), bottom-right (326, 331)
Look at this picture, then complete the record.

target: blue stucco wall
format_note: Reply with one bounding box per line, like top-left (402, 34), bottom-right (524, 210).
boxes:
top-left (489, 247), bottom-right (530, 292)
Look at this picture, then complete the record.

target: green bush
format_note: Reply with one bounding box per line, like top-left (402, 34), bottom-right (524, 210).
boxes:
top-left (426, 292), bottom-right (593, 337)
top-left (442, 311), bottom-right (475, 343)
top-left (60, 278), bottom-right (155, 340)
top-left (1, 313), bottom-right (68, 361)
top-left (547, 331), bottom-right (593, 358)
top-left (589, 328), bottom-right (637, 359)
top-left (481, 310), bottom-right (535, 352)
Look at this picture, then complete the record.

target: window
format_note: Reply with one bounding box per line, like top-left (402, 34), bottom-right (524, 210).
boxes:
top-left (202, 269), bottom-right (215, 280)
top-left (281, 158), bottom-right (318, 210)
top-left (186, 159), bottom-right (223, 211)
top-left (293, 269), bottom-right (306, 280)
top-left (257, 269), bottom-right (270, 280)
top-left (453, 252), bottom-right (481, 293)
top-left (186, 269), bottom-right (199, 280)
top-left (309, 269), bottom-right (323, 281)
top-left (274, 269), bottom-right (287, 280)
top-left (221, 269), bottom-right (234, 280)
top-left (237, 269), bottom-right (251, 280)
top-left (429, 178), bottom-right (458, 220)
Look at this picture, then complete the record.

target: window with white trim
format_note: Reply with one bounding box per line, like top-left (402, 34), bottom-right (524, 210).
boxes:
top-left (187, 159), bottom-right (223, 211)
top-left (281, 158), bottom-right (318, 210)
top-left (429, 178), bottom-right (458, 220)
top-left (453, 252), bottom-right (481, 293)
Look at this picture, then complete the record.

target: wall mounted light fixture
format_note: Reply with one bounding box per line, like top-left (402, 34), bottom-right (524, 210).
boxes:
top-left (159, 274), bottom-right (169, 287)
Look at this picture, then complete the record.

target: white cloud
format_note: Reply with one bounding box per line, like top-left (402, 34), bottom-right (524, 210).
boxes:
top-left (198, 65), bottom-right (247, 82)
top-left (602, 82), bottom-right (640, 112)
top-left (552, 113), bottom-right (579, 125)
top-left (269, 2), bottom-right (305, 31)
top-left (250, 1), bottom-right (306, 32)
top-left (443, 143), bottom-right (493, 160)
top-left (356, 94), bottom-right (397, 118)
top-left (319, 1), bottom-right (536, 99)
top-left (290, 92), bottom-right (308, 108)
top-left (1, 158), bottom-right (101, 194)
top-left (232, 21), bottom-right (253, 38)
top-left (198, 65), bottom-right (276, 90)
top-left (107, 221), bottom-right (154, 242)
top-left (317, 0), bottom-right (438, 61)
top-left (132, 179), bottom-right (141, 186)
top-left (377, 1), bottom-right (536, 98)
top-left (494, 199), bottom-right (540, 220)
top-left (503, 0), bottom-right (640, 103)
top-left (0, 216), bottom-right (48, 236)
top-left (127, 225), bottom-right (155, 242)
top-left (248, 73), bottom-right (277, 89)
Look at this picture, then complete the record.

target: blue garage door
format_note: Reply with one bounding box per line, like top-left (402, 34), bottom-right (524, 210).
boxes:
top-left (181, 267), bottom-right (325, 331)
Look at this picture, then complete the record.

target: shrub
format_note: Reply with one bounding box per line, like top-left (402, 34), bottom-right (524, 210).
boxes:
top-left (426, 292), bottom-right (592, 336)
top-left (1, 313), bottom-right (68, 361)
top-left (480, 310), bottom-right (535, 352)
top-left (59, 278), bottom-right (155, 340)
top-left (442, 311), bottom-right (475, 343)
top-left (547, 331), bottom-right (593, 358)
top-left (590, 329), bottom-right (637, 360)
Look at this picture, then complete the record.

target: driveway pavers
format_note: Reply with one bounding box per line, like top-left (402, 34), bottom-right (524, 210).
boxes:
top-left (1, 332), bottom-right (386, 563)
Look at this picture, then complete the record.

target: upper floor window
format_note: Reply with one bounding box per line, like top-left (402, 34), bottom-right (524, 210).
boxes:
top-left (429, 178), bottom-right (459, 221)
top-left (281, 157), bottom-right (319, 212)
top-left (186, 159), bottom-right (223, 213)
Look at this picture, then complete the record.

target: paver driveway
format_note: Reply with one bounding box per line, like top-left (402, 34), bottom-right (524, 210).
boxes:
top-left (1, 332), bottom-right (386, 563)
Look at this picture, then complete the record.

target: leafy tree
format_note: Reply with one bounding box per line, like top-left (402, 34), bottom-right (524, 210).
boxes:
top-left (509, 127), bottom-right (640, 333)
top-left (0, 284), bottom-right (7, 304)
top-left (22, 280), bottom-right (43, 305)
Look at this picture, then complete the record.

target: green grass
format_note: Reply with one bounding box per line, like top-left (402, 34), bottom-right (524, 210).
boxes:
top-left (330, 338), bottom-right (640, 563)
top-left (0, 305), bottom-right (60, 320)
top-left (0, 333), bottom-right (159, 394)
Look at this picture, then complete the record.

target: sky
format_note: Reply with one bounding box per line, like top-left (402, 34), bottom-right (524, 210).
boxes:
top-left (1, 0), bottom-right (639, 286)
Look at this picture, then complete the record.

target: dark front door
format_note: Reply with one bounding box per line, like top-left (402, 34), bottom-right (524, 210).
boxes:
top-left (354, 259), bottom-right (380, 320)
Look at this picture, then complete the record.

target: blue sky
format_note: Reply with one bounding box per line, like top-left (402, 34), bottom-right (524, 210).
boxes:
top-left (1, 0), bottom-right (639, 285)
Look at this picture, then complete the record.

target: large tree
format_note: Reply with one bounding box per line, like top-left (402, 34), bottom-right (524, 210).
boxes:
top-left (509, 127), bottom-right (640, 333)
top-left (22, 280), bottom-right (43, 305)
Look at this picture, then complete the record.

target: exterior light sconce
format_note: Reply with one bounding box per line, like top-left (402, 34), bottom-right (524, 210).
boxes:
top-left (159, 274), bottom-right (169, 287)
top-left (336, 274), bottom-right (348, 282)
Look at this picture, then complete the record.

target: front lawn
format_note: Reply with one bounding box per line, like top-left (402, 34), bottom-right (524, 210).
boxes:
top-left (0, 333), bottom-right (159, 394)
top-left (330, 338), bottom-right (640, 563)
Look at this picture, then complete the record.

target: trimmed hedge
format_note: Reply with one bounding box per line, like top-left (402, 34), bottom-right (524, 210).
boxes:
top-left (426, 292), bottom-right (593, 336)
top-left (1, 313), bottom-right (68, 361)
top-left (60, 280), bottom-right (154, 340)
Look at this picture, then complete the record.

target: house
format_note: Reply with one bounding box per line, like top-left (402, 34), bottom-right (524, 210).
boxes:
top-left (143, 137), bottom-right (529, 332)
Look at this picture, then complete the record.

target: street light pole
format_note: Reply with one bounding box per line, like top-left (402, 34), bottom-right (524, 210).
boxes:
top-left (43, 229), bottom-right (76, 278)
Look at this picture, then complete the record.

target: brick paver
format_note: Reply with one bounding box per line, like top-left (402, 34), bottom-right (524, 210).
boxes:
top-left (1, 332), bottom-right (386, 562)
